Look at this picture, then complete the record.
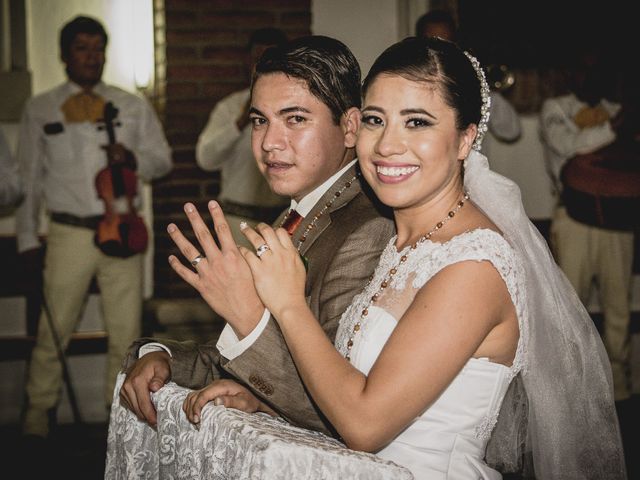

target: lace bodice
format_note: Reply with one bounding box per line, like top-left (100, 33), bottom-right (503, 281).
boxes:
top-left (335, 229), bottom-right (528, 479)
top-left (336, 228), bottom-right (527, 374)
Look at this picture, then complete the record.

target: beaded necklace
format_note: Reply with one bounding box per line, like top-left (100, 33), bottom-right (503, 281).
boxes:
top-left (281, 172), bottom-right (360, 252)
top-left (344, 192), bottom-right (470, 361)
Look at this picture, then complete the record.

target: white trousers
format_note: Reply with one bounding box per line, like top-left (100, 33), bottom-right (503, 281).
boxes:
top-left (23, 221), bottom-right (142, 436)
top-left (551, 207), bottom-right (634, 400)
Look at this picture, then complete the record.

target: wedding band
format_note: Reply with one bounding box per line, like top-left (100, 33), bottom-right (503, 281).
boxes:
top-left (190, 254), bottom-right (204, 267)
top-left (255, 244), bottom-right (270, 258)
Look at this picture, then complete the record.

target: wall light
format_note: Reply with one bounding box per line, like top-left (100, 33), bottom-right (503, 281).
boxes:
top-left (132, 0), bottom-right (154, 90)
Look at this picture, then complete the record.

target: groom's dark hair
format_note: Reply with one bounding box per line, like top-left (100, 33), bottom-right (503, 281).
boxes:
top-left (251, 35), bottom-right (361, 125)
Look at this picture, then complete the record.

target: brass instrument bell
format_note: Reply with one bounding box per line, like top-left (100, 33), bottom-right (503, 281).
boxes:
top-left (486, 64), bottom-right (515, 91)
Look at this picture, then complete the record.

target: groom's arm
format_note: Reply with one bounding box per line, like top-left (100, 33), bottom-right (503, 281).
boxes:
top-left (222, 215), bottom-right (394, 436)
top-left (122, 337), bottom-right (225, 388)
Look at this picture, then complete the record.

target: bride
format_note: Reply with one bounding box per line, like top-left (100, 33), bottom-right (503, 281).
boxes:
top-left (184, 37), bottom-right (625, 479)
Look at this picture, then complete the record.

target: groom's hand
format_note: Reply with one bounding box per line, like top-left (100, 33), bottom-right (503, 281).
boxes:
top-left (119, 351), bottom-right (171, 427)
top-left (167, 200), bottom-right (266, 338)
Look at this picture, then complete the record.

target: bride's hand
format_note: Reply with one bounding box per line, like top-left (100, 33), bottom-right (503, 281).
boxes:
top-left (240, 222), bottom-right (307, 320)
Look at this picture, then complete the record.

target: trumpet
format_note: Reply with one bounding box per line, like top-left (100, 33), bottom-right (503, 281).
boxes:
top-left (485, 64), bottom-right (515, 92)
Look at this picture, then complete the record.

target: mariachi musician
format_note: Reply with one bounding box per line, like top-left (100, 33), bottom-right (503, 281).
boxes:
top-left (16, 16), bottom-right (172, 440)
top-left (540, 41), bottom-right (636, 403)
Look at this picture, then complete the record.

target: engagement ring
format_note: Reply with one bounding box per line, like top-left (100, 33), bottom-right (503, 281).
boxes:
top-left (256, 244), bottom-right (270, 258)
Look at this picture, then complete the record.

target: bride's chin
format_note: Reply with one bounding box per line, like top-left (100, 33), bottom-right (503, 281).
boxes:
top-left (373, 191), bottom-right (411, 210)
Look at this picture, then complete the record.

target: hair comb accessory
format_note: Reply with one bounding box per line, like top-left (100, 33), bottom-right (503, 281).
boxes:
top-left (463, 51), bottom-right (491, 151)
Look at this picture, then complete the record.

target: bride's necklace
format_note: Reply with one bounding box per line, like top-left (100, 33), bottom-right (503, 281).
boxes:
top-left (344, 192), bottom-right (470, 361)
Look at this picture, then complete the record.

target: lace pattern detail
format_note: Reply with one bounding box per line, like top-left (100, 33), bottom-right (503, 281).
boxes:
top-left (335, 229), bottom-right (529, 442)
top-left (473, 406), bottom-right (501, 441)
top-left (337, 229), bottom-right (528, 375)
top-left (105, 374), bottom-right (413, 479)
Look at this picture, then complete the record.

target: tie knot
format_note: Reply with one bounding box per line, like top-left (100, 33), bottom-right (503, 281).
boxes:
top-left (281, 209), bottom-right (303, 235)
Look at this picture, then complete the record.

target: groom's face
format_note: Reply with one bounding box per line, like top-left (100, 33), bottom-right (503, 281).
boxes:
top-left (249, 72), bottom-right (352, 202)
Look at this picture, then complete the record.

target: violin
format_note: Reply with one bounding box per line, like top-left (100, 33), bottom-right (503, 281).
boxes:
top-left (94, 101), bottom-right (148, 257)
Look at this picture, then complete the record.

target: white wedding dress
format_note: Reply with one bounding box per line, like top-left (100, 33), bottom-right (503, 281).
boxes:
top-left (336, 228), bottom-right (528, 480)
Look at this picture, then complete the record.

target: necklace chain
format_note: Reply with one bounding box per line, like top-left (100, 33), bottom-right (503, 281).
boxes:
top-left (344, 192), bottom-right (470, 361)
top-left (281, 172), bottom-right (360, 252)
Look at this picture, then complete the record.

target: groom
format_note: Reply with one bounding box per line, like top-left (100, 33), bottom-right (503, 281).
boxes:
top-left (120, 35), bottom-right (394, 436)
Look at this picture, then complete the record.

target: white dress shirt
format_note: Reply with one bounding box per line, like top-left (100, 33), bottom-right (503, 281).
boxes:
top-left (540, 93), bottom-right (619, 193)
top-left (488, 91), bottom-right (521, 142)
top-left (195, 88), bottom-right (287, 208)
top-left (16, 81), bottom-right (172, 252)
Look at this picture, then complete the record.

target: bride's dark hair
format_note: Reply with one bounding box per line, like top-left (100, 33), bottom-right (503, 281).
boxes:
top-left (361, 36), bottom-right (482, 132)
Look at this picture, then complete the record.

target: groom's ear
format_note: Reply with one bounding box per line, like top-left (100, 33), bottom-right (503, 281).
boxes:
top-left (342, 107), bottom-right (361, 148)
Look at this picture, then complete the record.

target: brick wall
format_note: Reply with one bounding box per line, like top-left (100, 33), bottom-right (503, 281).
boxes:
top-left (152, 0), bottom-right (311, 298)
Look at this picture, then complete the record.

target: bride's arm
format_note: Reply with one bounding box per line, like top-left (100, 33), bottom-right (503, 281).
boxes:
top-left (241, 224), bottom-right (515, 452)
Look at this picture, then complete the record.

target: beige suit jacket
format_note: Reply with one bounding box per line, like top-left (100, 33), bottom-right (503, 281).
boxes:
top-left (124, 163), bottom-right (394, 436)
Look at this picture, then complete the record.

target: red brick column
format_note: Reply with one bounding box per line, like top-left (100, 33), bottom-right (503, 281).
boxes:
top-left (152, 0), bottom-right (311, 298)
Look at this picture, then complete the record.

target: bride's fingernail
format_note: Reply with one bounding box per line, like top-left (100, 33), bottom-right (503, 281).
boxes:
top-left (214, 397), bottom-right (223, 406)
top-left (184, 203), bottom-right (194, 213)
top-left (239, 221), bottom-right (248, 230)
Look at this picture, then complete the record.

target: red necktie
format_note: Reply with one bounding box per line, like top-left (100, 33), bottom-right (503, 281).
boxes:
top-left (281, 209), bottom-right (303, 235)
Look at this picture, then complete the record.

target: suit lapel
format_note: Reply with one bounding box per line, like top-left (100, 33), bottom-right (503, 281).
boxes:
top-left (294, 164), bottom-right (363, 256)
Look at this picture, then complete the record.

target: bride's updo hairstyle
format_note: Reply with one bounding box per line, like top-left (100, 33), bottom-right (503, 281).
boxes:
top-left (361, 36), bottom-right (482, 134)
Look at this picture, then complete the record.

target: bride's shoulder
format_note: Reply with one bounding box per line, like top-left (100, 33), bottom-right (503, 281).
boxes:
top-left (424, 226), bottom-right (517, 281)
top-left (434, 229), bottom-right (513, 270)
top-left (448, 227), bottom-right (507, 246)
top-left (449, 204), bottom-right (507, 245)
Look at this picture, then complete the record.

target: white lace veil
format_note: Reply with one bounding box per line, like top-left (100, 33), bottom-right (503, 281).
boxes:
top-left (463, 150), bottom-right (626, 479)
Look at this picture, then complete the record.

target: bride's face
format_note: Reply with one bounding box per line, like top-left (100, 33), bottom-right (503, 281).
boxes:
top-left (356, 74), bottom-right (475, 211)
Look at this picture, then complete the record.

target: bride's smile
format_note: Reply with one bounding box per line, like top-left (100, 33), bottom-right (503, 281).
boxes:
top-left (356, 74), bottom-right (474, 215)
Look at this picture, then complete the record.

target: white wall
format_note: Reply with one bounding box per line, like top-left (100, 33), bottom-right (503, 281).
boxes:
top-left (312, 0), bottom-right (401, 77)
top-left (26, 0), bottom-right (153, 95)
top-left (311, 0), bottom-right (433, 76)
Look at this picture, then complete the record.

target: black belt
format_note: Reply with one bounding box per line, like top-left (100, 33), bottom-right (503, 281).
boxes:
top-left (217, 200), bottom-right (286, 223)
top-left (51, 212), bottom-right (103, 229)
